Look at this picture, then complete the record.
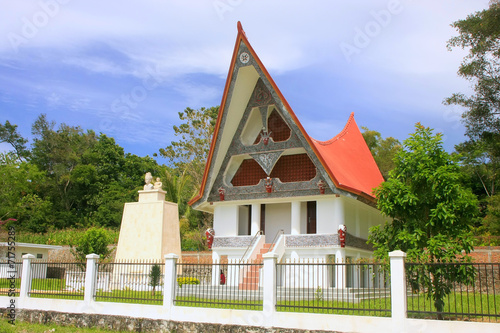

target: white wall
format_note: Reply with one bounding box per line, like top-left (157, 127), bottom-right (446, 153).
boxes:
top-left (317, 197), bottom-right (343, 234)
top-left (265, 203), bottom-right (291, 242)
top-left (213, 205), bottom-right (239, 236)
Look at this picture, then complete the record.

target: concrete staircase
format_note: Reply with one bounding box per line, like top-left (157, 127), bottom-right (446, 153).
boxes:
top-left (239, 243), bottom-right (273, 290)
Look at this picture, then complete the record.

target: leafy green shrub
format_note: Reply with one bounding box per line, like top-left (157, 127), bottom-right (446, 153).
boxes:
top-left (177, 277), bottom-right (200, 288)
top-left (70, 227), bottom-right (114, 262)
top-left (149, 264), bottom-right (162, 296)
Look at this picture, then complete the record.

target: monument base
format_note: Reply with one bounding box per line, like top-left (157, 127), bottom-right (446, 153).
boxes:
top-left (115, 189), bottom-right (182, 262)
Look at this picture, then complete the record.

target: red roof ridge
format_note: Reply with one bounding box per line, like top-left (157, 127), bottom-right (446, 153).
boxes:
top-left (311, 112), bottom-right (356, 146)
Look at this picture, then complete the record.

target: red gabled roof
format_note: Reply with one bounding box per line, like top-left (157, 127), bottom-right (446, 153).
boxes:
top-left (310, 113), bottom-right (384, 199)
top-left (189, 22), bottom-right (383, 206)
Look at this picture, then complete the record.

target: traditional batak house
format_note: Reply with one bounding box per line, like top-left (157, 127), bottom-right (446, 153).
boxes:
top-left (189, 23), bottom-right (386, 288)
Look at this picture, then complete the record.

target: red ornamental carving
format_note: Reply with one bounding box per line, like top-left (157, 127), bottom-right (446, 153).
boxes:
top-left (265, 177), bottom-right (273, 193)
top-left (205, 228), bottom-right (215, 249)
top-left (317, 180), bottom-right (326, 194)
top-left (218, 187), bottom-right (225, 201)
top-left (260, 129), bottom-right (271, 145)
top-left (338, 225), bottom-right (346, 248)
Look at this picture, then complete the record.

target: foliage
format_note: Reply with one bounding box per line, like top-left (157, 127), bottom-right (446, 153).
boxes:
top-left (177, 276), bottom-right (200, 288)
top-left (445, 1), bottom-right (500, 152)
top-left (15, 228), bottom-right (120, 246)
top-left (361, 127), bottom-right (401, 180)
top-left (369, 124), bottom-right (478, 319)
top-left (0, 120), bottom-right (30, 161)
top-left (149, 264), bottom-right (162, 296)
top-left (159, 106), bottom-right (218, 186)
top-left (70, 227), bottom-right (114, 262)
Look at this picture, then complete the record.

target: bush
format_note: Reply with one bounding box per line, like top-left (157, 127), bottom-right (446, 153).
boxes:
top-left (71, 227), bottom-right (114, 262)
top-left (177, 277), bottom-right (200, 288)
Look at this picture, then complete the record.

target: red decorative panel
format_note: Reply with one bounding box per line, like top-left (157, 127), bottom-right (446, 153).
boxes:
top-left (270, 154), bottom-right (316, 183)
top-left (231, 153), bottom-right (316, 186)
top-left (231, 159), bottom-right (268, 186)
top-left (268, 110), bottom-right (290, 142)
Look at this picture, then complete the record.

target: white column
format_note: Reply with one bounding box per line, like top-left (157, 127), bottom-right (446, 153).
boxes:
top-left (84, 254), bottom-right (99, 306)
top-left (332, 196), bottom-right (344, 230)
top-left (335, 249), bottom-right (345, 289)
top-left (262, 252), bottom-right (278, 327)
top-left (211, 251), bottom-right (220, 286)
top-left (291, 201), bottom-right (301, 235)
top-left (19, 254), bottom-right (35, 301)
top-left (389, 250), bottom-right (407, 333)
top-left (164, 253), bottom-right (179, 313)
top-left (251, 204), bottom-right (261, 235)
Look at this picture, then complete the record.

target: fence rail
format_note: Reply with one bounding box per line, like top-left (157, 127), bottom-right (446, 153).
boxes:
top-left (276, 261), bottom-right (391, 316)
top-left (406, 262), bottom-right (500, 322)
top-left (174, 260), bottom-right (263, 310)
top-left (94, 260), bottom-right (165, 304)
top-left (28, 261), bottom-right (86, 300)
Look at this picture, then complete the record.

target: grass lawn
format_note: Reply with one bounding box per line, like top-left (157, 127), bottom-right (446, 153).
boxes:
top-left (0, 318), bottom-right (129, 333)
top-left (276, 298), bottom-right (391, 316)
top-left (407, 292), bottom-right (500, 321)
top-left (95, 289), bottom-right (163, 305)
top-left (174, 296), bottom-right (262, 310)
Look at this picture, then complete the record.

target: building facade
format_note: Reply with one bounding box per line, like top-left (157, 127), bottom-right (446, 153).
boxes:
top-left (189, 23), bottom-right (386, 287)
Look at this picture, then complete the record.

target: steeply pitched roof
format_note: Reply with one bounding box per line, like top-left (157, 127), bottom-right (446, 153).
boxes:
top-left (310, 113), bottom-right (384, 199)
top-left (189, 22), bottom-right (383, 208)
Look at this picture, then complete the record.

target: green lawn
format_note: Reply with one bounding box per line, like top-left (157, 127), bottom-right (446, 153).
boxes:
top-left (95, 289), bottom-right (163, 304)
top-left (407, 292), bottom-right (500, 321)
top-left (174, 296), bottom-right (262, 310)
top-left (276, 298), bottom-right (391, 316)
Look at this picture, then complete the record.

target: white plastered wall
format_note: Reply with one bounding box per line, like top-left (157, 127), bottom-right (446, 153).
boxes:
top-left (213, 205), bottom-right (239, 236)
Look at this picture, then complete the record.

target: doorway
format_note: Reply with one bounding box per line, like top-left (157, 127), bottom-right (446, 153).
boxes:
top-left (307, 201), bottom-right (317, 234)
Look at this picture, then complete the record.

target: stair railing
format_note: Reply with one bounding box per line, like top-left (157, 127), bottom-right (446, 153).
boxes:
top-left (267, 229), bottom-right (284, 253)
top-left (239, 230), bottom-right (263, 263)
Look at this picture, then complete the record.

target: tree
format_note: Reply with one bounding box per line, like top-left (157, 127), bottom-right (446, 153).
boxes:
top-left (445, 1), bottom-right (500, 147)
top-left (159, 106), bottom-right (218, 186)
top-left (361, 127), bottom-right (401, 180)
top-left (0, 120), bottom-right (30, 161)
top-left (369, 124), bottom-right (478, 319)
top-left (149, 264), bottom-right (162, 296)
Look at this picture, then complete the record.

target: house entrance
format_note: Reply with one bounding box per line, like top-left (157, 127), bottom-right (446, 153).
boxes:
top-left (307, 201), bottom-right (317, 234)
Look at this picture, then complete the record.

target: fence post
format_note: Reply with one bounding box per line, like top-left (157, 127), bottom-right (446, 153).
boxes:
top-left (262, 252), bottom-right (278, 327)
top-left (164, 253), bottom-right (178, 314)
top-left (84, 254), bottom-right (99, 307)
top-left (389, 250), bottom-right (407, 333)
top-left (19, 254), bottom-right (35, 301)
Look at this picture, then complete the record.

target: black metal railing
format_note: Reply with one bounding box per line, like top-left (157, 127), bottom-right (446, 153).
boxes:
top-left (28, 261), bottom-right (86, 300)
top-left (276, 260), bottom-right (391, 316)
top-left (94, 260), bottom-right (165, 305)
top-left (406, 262), bottom-right (500, 322)
top-left (174, 259), bottom-right (263, 310)
top-left (0, 261), bottom-right (22, 296)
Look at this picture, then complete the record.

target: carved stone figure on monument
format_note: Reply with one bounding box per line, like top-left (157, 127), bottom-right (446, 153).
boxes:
top-left (144, 172), bottom-right (154, 190)
top-left (154, 177), bottom-right (163, 190)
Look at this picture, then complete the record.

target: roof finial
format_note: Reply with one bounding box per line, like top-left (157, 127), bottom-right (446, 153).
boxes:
top-left (237, 21), bottom-right (246, 37)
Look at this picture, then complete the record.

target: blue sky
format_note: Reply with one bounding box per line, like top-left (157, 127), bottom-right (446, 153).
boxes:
top-left (0, 0), bottom-right (491, 163)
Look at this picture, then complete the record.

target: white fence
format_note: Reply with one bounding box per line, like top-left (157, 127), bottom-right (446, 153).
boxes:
top-left (1, 252), bottom-right (498, 333)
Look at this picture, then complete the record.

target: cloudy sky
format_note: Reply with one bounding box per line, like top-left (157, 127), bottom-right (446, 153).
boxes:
top-left (0, 0), bottom-right (490, 162)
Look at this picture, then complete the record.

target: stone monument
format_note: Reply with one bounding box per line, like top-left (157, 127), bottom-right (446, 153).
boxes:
top-left (114, 173), bottom-right (182, 262)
